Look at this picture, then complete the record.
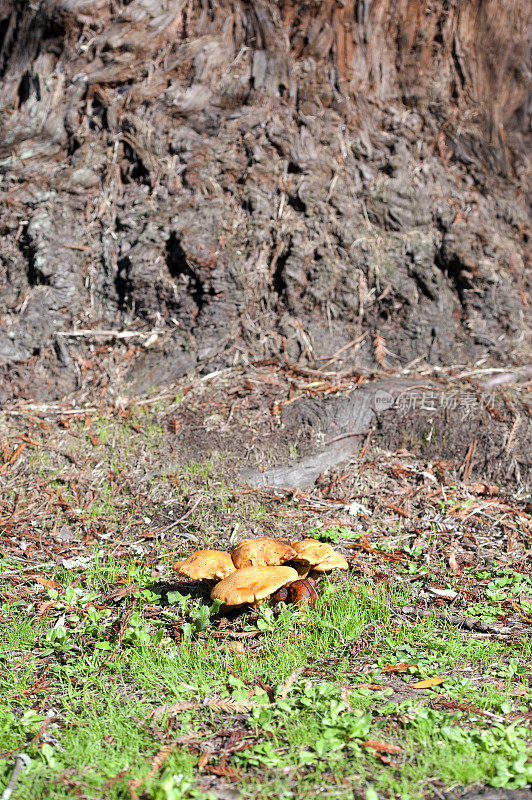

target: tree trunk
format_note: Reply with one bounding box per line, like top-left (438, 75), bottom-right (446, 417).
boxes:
top-left (0, 0), bottom-right (530, 399)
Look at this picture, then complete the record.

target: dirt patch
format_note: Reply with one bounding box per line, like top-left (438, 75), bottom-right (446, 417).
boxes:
top-left (2, 364), bottom-right (530, 563)
top-left (158, 366), bottom-right (531, 491)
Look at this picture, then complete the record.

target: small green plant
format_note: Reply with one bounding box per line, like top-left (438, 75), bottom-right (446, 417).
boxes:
top-left (465, 603), bottom-right (504, 622)
top-left (403, 540), bottom-right (424, 558)
top-left (182, 599), bottom-right (222, 639)
top-left (43, 622), bottom-right (77, 654)
top-left (153, 773), bottom-right (216, 800)
top-left (122, 611), bottom-right (164, 647)
top-left (254, 605), bottom-right (276, 633)
top-left (486, 571), bottom-right (531, 599)
top-left (308, 525), bottom-right (359, 543)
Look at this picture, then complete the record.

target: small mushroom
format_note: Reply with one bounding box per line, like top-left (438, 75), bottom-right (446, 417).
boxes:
top-left (270, 584), bottom-right (290, 604)
top-left (174, 550), bottom-right (236, 581)
top-left (291, 539), bottom-right (348, 574)
top-left (231, 538), bottom-right (297, 569)
top-left (271, 578), bottom-right (318, 608)
top-left (287, 578), bottom-right (317, 608)
top-left (211, 566), bottom-right (298, 608)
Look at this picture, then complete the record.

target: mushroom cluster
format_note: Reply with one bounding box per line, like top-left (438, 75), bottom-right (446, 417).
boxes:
top-left (174, 537), bottom-right (348, 610)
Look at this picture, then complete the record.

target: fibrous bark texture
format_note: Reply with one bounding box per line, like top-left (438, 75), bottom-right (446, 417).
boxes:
top-left (0, 0), bottom-right (530, 399)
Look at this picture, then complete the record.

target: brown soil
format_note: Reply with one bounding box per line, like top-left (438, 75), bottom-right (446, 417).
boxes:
top-left (131, 364), bottom-right (531, 491)
top-left (2, 363), bottom-right (530, 544)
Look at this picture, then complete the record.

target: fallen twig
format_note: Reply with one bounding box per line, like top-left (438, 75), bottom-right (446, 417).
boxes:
top-left (1, 754), bottom-right (30, 800)
top-left (55, 329), bottom-right (162, 340)
top-left (282, 358), bottom-right (370, 380)
top-left (317, 333), bottom-right (368, 371)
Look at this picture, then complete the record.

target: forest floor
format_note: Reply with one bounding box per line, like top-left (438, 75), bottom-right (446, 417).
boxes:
top-left (0, 365), bottom-right (531, 800)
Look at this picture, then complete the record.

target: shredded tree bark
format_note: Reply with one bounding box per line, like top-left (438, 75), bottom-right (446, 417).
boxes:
top-left (0, 0), bottom-right (530, 400)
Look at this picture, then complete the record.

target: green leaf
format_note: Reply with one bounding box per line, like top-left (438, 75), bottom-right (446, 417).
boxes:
top-left (41, 743), bottom-right (61, 770)
top-left (166, 590), bottom-right (189, 608)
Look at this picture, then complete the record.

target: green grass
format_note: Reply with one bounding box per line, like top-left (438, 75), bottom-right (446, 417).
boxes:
top-left (1, 403), bottom-right (530, 799)
top-left (1, 562), bottom-right (531, 800)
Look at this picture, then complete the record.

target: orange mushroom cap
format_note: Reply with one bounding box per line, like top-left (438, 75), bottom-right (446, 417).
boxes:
top-left (174, 550), bottom-right (236, 581)
top-left (292, 539), bottom-right (348, 572)
top-left (231, 538), bottom-right (296, 569)
top-left (211, 565), bottom-right (298, 606)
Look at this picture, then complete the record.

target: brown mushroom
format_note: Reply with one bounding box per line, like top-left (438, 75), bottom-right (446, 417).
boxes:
top-left (270, 584), bottom-right (290, 604)
top-left (231, 538), bottom-right (297, 569)
top-left (291, 539), bottom-right (348, 574)
top-left (210, 566), bottom-right (298, 607)
top-left (287, 578), bottom-right (317, 608)
top-left (174, 550), bottom-right (236, 581)
top-left (271, 578), bottom-right (318, 608)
